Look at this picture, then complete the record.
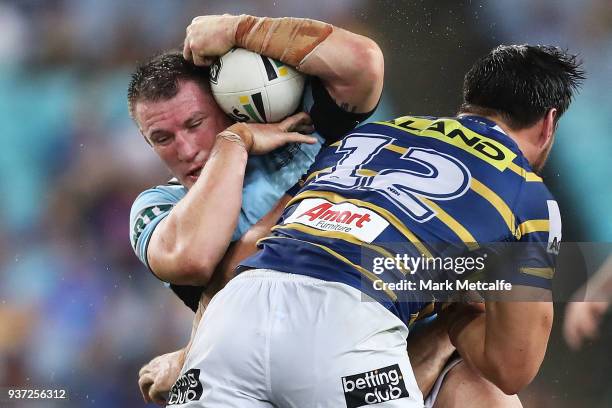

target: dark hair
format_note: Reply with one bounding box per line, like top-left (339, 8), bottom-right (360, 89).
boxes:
top-left (127, 50), bottom-right (211, 118)
top-left (461, 45), bottom-right (585, 129)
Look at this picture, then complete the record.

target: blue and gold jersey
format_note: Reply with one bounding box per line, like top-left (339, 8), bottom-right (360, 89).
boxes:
top-left (242, 115), bottom-right (561, 325)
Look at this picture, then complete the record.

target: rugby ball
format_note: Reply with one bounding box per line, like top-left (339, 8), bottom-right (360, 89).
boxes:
top-left (209, 48), bottom-right (305, 123)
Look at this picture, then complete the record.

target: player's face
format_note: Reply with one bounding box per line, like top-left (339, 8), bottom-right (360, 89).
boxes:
top-left (134, 80), bottom-right (233, 189)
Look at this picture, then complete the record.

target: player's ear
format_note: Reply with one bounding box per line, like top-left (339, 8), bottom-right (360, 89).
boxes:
top-left (539, 108), bottom-right (557, 148)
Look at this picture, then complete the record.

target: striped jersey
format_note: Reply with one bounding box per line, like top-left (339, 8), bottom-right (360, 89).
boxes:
top-left (242, 115), bottom-right (561, 326)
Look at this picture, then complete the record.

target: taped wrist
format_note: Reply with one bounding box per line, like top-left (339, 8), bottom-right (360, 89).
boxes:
top-left (235, 15), bottom-right (333, 68)
top-left (221, 123), bottom-right (253, 152)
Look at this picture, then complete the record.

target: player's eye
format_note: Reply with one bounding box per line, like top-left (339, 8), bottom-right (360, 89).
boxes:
top-left (151, 133), bottom-right (172, 146)
top-left (187, 119), bottom-right (203, 129)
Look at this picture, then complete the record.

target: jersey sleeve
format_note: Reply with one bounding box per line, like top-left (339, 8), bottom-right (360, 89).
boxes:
top-left (304, 77), bottom-right (379, 145)
top-left (492, 182), bottom-right (561, 290)
top-left (129, 186), bottom-right (181, 269)
top-left (169, 283), bottom-right (204, 312)
top-left (130, 183), bottom-right (247, 271)
top-left (130, 184), bottom-right (230, 313)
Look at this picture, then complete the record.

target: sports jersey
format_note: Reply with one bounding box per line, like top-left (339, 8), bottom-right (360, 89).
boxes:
top-left (242, 115), bottom-right (562, 326)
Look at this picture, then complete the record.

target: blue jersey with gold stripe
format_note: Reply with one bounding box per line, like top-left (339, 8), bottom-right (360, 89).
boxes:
top-left (242, 115), bottom-right (561, 326)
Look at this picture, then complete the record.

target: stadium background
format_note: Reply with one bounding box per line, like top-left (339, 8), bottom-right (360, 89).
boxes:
top-left (0, 0), bottom-right (610, 406)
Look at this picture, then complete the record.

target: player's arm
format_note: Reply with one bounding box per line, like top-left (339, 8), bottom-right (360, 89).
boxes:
top-left (183, 14), bottom-right (383, 113)
top-left (139, 194), bottom-right (290, 405)
top-left (147, 114), bottom-right (314, 285)
top-left (448, 289), bottom-right (553, 395)
top-left (448, 184), bottom-right (558, 394)
top-left (407, 314), bottom-right (456, 396)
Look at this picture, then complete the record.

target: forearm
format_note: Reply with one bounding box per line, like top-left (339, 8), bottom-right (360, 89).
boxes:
top-left (234, 16), bottom-right (383, 112)
top-left (181, 294), bottom-right (209, 359)
top-left (407, 317), bottom-right (456, 396)
top-left (149, 128), bottom-right (250, 284)
top-left (449, 300), bottom-right (553, 395)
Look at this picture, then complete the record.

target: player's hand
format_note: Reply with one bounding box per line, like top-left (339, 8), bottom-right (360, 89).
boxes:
top-left (563, 301), bottom-right (610, 350)
top-left (138, 349), bottom-right (185, 405)
top-left (229, 112), bottom-right (317, 155)
top-left (183, 14), bottom-right (240, 66)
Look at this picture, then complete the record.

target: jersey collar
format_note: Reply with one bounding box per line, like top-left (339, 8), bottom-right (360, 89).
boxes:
top-left (456, 114), bottom-right (521, 153)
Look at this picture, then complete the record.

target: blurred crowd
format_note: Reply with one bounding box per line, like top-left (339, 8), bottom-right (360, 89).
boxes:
top-left (0, 1), bottom-right (610, 407)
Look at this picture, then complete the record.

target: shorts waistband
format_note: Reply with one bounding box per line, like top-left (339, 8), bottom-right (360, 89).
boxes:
top-left (235, 268), bottom-right (327, 284)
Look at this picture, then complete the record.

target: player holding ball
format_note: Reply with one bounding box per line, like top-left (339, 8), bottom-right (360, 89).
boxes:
top-left (129, 12), bottom-right (384, 405)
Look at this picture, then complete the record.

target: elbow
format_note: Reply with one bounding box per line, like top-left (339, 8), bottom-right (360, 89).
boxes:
top-left (152, 249), bottom-right (216, 286)
top-left (494, 371), bottom-right (535, 396)
top-left (177, 255), bottom-right (215, 286)
top-left (485, 356), bottom-right (539, 395)
top-left (367, 41), bottom-right (385, 84)
top-left (335, 33), bottom-right (384, 88)
top-left (354, 38), bottom-right (384, 90)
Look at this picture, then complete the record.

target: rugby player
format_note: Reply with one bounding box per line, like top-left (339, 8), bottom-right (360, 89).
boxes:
top-left (169, 44), bottom-right (584, 407)
top-left (128, 14), bottom-right (383, 404)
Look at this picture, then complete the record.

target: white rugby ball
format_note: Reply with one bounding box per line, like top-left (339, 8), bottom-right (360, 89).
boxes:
top-left (209, 48), bottom-right (305, 123)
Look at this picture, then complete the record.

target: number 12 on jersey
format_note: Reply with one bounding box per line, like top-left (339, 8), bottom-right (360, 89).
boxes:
top-left (312, 134), bottom-right (472, 222)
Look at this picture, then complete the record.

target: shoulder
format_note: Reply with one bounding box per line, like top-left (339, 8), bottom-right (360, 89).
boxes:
top-left (514, 179), bottom-right (561, 251)
top-left (304, 77), bottom-right (378, 144)
top-left (129, 179), bottom-right (187, 253)
top-left (130, 179), bottom-right (186, 216)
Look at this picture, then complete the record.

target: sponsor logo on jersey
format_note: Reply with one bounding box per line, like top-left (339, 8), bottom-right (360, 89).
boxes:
top-left (381, 117), bottom-right (517, 171)
top-left (284, 198), bottom-right (389, 243)
top-left (167, 369), bottom-right (203, 405)
top-left (546, 200), bottom-right (562, 255)
top-left (341, 364), bottom-right (410, 407)
top-left (268, 142), bottom-right (300, 171)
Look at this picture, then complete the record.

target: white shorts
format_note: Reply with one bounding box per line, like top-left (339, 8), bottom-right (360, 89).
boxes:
top-left (169, 269), bottom-right (424, 407)
top-left (423, 356), bottom-right (462, 408)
